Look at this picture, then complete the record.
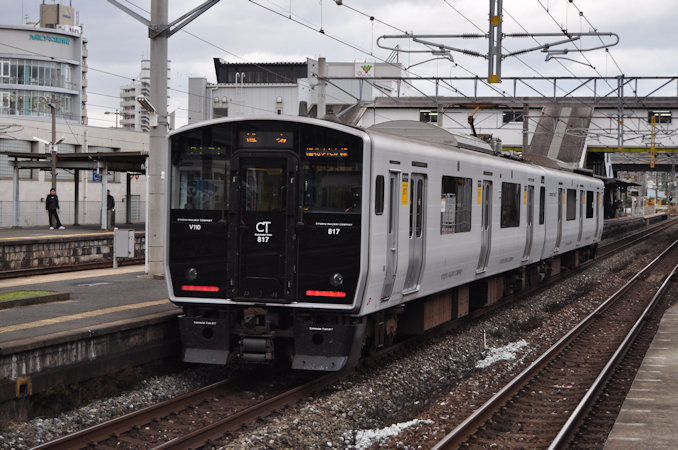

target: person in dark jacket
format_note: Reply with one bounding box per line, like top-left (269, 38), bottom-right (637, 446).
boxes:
top-left (46, 188), bottom-right (65, 229)
top-left (107, 189), bottom-right (115, 211)
top-left (106, 189), bottom-right (115, 229)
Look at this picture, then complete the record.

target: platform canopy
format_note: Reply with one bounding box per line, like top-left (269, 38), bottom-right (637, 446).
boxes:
top-left (1, 151), bottom-right (148, 173)
top-left (2, 150), bottom-right (148, 229)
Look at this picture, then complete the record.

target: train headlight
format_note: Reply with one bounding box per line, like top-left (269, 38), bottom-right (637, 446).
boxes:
top-left (185, 267), bottom-right (198, 281)
top-left (329, 272), bottom-right (344, 287)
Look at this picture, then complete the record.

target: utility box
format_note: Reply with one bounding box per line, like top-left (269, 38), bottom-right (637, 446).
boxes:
top-left (114, 228), bottom-right (135, 258)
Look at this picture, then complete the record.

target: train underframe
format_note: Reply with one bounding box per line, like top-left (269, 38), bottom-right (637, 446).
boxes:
top-left (177, 245), bottom-right (597, 372)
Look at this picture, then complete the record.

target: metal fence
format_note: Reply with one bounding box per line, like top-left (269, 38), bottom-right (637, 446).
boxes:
top-left (0, 198), bottom-right (145, 227)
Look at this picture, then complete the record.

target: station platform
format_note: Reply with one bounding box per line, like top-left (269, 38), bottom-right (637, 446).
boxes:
top-left (0, 224), bottom-right (145, 275)
top-left (0, 223), bottom-right (145, 241)
top-left (601, 212), bottom-right (669, 239)
top-left (0, 265), bottom-right (173, 344)
top-left (0, 265), bottom-right (178, 404)
top-left (605, 301), bottom-right (678, 448)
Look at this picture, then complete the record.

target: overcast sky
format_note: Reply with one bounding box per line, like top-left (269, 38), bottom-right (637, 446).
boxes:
top-left (4, 0), bottom-right (678, 128)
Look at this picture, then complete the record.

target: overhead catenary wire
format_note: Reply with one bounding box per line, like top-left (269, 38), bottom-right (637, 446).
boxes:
top-left (1, 0), bottom-right (670, 144)
top-left (438, 1), bottom-right (612, 140)
top-left (441, 1), bottom-right (653, 144)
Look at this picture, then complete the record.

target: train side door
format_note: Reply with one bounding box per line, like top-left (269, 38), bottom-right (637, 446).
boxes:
top-left (381, 171), bottom-right (400, 300)
top-left (476, 180), bottom-right (492, 273)
top-left (522, 185), bottom-right (534, 261)
top-left (403, 173), bottom-right (426, 293)
top-left (228, 152), bottom-right (298, 301)
top-left (555, 188), bottom-right (563, 251)
top-left (577, 189), bottom-right (584, 244)
top-left (595, 191), bottom-right (601, 238)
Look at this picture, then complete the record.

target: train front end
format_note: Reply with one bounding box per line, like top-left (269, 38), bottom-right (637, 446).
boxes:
top-left (166, 117), bottom-right (368, 371)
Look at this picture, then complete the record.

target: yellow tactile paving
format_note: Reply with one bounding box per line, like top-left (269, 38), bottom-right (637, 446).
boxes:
top-left (0, 265), bottom-right (145, 289)
top-left (0, 299), bottom-right (171, 334)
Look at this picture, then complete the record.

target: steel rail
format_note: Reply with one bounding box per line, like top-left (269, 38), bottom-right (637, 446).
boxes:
top-left (33, 378), bottom-right (238, 449)
top-left (152, 371), bottom-right (347, 450)
top-left (548, 262), bottom-right (678, 449)
top-left (432, 238), bottom-right (678, 449)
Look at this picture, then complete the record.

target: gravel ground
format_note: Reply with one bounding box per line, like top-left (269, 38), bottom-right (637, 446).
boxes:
top-left (0, 229), bottom-right (674, 449)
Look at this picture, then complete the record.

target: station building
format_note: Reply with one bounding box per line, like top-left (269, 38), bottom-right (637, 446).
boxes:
top-left (0, 3), bottom-right (87, 124)
top-left (188, 58), bottom-right (410, 124)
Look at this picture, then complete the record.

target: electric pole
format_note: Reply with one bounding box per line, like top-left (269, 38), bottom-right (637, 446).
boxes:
top-left (49, 100), bottom-right (57, 190)
top-left (108, 0), bottom-right (220, 277)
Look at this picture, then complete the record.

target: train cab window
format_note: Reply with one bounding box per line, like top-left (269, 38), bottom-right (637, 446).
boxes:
top-left (441, 176), bottom-right (472, 234)
top-left (302, 161), bottom-right (361, 213)
top-left (244, 167), bottom-right (283, 212)
top-left (500, 182), bottom-right (521, 228)
top-left (566, 189), bottom-right (577, 220)
top-left (539, 186), bottom-right (545, 225)
top-left (170, 147), bottom-right (228, 211)
top-left (586, 190), bottom-right (594, 218)
top-left (375, 175), bottom-right (384, 215)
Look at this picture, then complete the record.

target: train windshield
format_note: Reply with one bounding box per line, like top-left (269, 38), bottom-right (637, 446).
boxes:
top-left (170, 146), bottom-right (228, 211)
top-left (303, 161), bottom-right (361, 213)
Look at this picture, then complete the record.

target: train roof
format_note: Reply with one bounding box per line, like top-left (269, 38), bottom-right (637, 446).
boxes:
top-left (368, 120), bottom-right (494, 155)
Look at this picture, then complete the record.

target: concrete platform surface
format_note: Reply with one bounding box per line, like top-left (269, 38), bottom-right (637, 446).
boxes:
top-left (605, 303), bottom-right (678, 449)
top-left (0, 223), bottom-right (144, 242)
top-left (0, 265), bottom-right (175, 345)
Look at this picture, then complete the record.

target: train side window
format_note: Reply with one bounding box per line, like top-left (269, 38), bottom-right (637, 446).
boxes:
top-left (539, 186), bottom-right (545, 225)
top-left (586, 190), bottom-right (594, 218)
top-left (375, 175), bottom-right (384, 215)
top-left (566, 189), bottom-right (577, 220)
top-left (500, 182), bottom-right (521, 228)
top-left (441, 176), bottom-right (472, 234)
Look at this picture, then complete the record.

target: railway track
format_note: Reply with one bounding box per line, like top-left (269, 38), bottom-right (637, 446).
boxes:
top-left (33, 370), bottom-right (340, 450)
top-left (30, 220), bottom-right (678, 449)
top-left (597, 217), bottom-right (676, 258)
top-left (432, 239), bottom-right (678, 449)
top-left (33, 327), bottom-right (425, 449)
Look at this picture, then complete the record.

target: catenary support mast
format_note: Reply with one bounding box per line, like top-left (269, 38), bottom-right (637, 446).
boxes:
top-left (108, 0), bottom-right (220, 276)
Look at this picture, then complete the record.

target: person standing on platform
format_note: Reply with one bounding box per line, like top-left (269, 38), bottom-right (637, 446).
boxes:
top-left (107, 189), bottom-right (115, 229)
top-left (46, 188), bottom-right (65, 230)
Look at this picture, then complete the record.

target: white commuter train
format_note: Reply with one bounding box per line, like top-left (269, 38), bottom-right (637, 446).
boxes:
top-left (166, 116), bottom-right (604, 371)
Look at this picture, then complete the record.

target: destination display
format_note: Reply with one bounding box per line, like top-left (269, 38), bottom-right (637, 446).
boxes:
top-left (304, 147), bottom-right (350, 158)
top-left (239, 131), bottom-right (294, 149)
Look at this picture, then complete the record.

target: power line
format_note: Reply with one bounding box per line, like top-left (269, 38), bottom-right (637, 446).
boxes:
top-left (568, 0), bottom-right (624, 74)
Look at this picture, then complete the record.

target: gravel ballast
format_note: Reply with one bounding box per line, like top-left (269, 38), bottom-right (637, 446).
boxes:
top-left (1, 229), bottom-right (675, 449)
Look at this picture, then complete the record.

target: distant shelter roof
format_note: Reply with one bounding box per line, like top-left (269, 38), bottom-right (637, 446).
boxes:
top-left (0, 151), bottom-right (148, 173)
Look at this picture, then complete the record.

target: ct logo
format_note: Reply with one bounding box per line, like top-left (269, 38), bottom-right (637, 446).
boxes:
top-left (256, 221), bottom-right (272, 234)
top-left (254, 221), bottom-right (273, 243)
